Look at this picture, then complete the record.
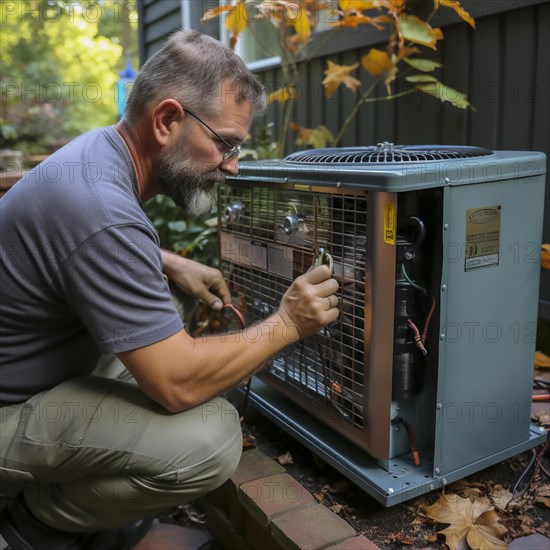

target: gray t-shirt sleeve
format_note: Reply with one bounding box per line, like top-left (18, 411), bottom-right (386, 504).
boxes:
top-left (54, 222), bottom-right (184, 353)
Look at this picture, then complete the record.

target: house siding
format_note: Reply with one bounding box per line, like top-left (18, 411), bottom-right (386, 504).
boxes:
top-left (137, 0), bottom-right (550, 319)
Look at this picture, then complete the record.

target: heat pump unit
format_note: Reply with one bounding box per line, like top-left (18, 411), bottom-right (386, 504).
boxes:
top-left (218, 143), bottom-right (547, 506)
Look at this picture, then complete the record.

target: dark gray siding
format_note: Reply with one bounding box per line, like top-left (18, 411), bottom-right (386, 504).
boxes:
top-left (138, 0), bottom-right (549, 318)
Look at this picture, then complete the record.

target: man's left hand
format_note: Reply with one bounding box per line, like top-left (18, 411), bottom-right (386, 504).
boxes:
top-left (161, 250), bottom-right (231, 311)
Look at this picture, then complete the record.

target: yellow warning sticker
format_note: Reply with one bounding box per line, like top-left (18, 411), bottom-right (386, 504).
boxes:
top-left (384, 202), bottom-right (396, 245)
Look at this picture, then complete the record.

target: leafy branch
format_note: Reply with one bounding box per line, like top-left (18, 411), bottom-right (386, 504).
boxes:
top-left (202, 0), bottom-right (476, 157)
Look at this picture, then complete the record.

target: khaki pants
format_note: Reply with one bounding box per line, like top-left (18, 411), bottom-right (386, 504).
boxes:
top-left (0, 357), bottom-right (242, 532)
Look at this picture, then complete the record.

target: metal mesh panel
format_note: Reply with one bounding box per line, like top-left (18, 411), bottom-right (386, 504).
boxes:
top-left (220, 187), bottom-right (367, 429)
top-left (284, 144), bottom-right (493, 164)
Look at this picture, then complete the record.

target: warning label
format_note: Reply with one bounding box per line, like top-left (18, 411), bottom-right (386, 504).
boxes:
top-left (464, 206), bottom-right (501, 271)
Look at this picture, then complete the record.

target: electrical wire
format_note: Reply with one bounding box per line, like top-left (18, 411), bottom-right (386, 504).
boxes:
top-left (218, 303), bottom-right (250, 418)
top-left (395, 417), bottom-right (420, 467)
top-left (507, 438), bottom-right (550, 507)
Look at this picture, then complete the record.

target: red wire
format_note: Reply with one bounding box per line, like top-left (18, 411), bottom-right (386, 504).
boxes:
top-left (222, 303), bottom-right (246, 329)
top-left (422, 296), bottom-right (436, 345)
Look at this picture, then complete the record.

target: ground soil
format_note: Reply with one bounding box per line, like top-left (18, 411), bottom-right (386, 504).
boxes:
top-left (164, 403), bottom-right (550, 549)
top-left (240, 408), bottom-right (550, 549)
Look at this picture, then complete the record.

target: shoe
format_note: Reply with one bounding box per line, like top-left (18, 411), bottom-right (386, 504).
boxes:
top-left (0, 494), bottom-right (153, 550)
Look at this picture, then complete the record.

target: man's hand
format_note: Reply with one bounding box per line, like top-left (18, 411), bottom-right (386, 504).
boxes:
top-left (278, 265), bottom-right (339, 340)
top-left (161, 250), bottom-right (231, 311)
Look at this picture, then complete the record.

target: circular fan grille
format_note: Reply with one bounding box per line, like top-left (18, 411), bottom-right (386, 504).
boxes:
top-left (284, 143), bottom-right (493, 164)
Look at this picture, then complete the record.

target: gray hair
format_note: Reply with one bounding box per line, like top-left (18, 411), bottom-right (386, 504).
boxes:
top-left (123, 30), bottom-right (266, 126)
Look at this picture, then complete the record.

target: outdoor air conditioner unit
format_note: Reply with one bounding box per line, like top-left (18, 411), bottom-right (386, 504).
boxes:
top-left (218, 143), bottom-right (547, 506)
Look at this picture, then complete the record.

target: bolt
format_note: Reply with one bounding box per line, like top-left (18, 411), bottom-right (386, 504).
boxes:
top-left (336, 181), bottom-right (342, 188)
top-left (429, 484), bottom-right (435, 490)
top-left (405, 251), bottom-right (413, 260)
top-left (539, 427), bottom-right (546, 433)
top-left (442, 478), bottom-right (448, 486)
top-left (437, 403), bottom-right (442, 410)
top-left (444, 177), bottom-right (450, 184)
top-left (440, 334), bottom-right (446, 340)
top-left (443, 224), bottom-right (449, 231)
top-left (435, 468), bottom-right (440, 475)
top-left (388, 488), bottom-right (394, 493)
top-left (441, 284), bottom-right (447, 292)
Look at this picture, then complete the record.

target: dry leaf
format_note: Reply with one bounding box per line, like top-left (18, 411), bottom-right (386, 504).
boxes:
top-left (333, 13), bottom-right (385, 29)
top-left (338, 0), bottom-right (376, 10)
top-left (322, 60), bottom-right (361, 98)
top-left (535, 350), bottom-right (550, 369)
top-left (276, 451), bottom-right (293, 465)
top-left (424, 533), bottom-right (438, 543)
top-left (490, 485), bottom-right (513, 511)
top-left (330, 503), bottom-right (343, 514)
top-left (293, 7), bottom-right (311, 41)
top-left (385, 532), bottom-right (415, 545)
top-left (534, 496), bottom-right (550, 508)
top-left (361, 48), bottom-right (393, 76)
top-left (541, 244), bottom-right (550, 270)
top-left (435, 0), bottom-right (475, 28)
top-left (423, 494), bottom-right (508, 550)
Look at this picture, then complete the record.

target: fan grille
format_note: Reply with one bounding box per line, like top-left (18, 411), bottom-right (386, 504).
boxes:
top-left (284, 143), bottom-right (493, 164)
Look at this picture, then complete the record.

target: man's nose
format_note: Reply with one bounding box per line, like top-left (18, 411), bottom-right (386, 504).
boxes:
top-left (219, 155), bottom-right (239, 176)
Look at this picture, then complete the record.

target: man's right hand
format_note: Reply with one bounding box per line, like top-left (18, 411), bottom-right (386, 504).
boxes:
top-left (277, 265), bottom-right (339, 340)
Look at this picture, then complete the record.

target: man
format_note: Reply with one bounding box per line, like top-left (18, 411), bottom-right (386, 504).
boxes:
top-left (0, 30), bottom-right (339, 549)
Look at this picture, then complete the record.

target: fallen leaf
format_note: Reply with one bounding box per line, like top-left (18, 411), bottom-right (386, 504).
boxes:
top-left (424, 533), bottom-right (438, 543)
top-left (385, 532), bottom-right (415, 545)
top-left (329, 503), bottom-right (343, 514)
top-left (535, 350), bottom-right (550, 369)
top-left (276, 451), bottom-right (294, 465)
top-left (541, 244), bottom-right (550, 270)
top-left (534, 496), bottom-right (550, 508)
top-left (423, 494), bottom-right (508, 550)
top-left (490, 485), bottom-right (513, 511)
top-left (322, 60), bottom-right (361, 98)
top-left (326, 479), bottom-right (351, 493)
top-left (242, 433), bottom-right (257, 449)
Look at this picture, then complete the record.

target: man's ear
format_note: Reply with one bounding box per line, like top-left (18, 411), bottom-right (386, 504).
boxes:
top-left (152, 99), bottom-right (182, 146)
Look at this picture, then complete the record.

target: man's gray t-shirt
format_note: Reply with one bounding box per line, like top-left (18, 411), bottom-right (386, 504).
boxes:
top-left (0, 126), bottom-right (184, 402)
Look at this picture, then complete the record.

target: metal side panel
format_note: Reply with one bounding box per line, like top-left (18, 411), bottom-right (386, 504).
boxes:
top-left (240, 379), bottom-right (547, 507)
top-left (435, 173), bottom-right (546, 477)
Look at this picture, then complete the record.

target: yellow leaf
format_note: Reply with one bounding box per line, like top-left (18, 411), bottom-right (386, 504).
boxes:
top-left (333, 14), bottom-right (385, 29)
top-left (339, 0), bottom-right (376, 11)
top-left (399, 13), bottom-right (443, 50)
top-left (361, 48), bottom-right (393, 76)
top-left (294, 7), bottom-right (311, 41)
top-left (423, 494), bottom-right (508, 550)
top-left (322, 60), bottom-right (361, 98)
top-left (267, 84), bottom-right (300, 103)
top-left (290, 122), bottom-right (335, 148)
top-left (535, 350), bottom-right (550, 369)
top-left (435, 0), bottom-right (476, 28)
top-left (225, 1), bottom-right (249, 34)
top-left (542, 243), bottom-right (550, 270)
top-left (201, 4), bottom-right (234, 23)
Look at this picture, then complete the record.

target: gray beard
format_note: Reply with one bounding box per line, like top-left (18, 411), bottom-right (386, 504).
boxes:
top-left (157, 146), bottom-right (224, 217)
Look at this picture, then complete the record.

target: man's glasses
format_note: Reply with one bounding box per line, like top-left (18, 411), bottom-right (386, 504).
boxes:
top-left (180, 105), bottom-right (241, 162)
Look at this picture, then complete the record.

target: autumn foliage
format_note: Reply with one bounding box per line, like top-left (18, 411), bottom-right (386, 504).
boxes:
top-left (203, 0), bottom-right (475, 155)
